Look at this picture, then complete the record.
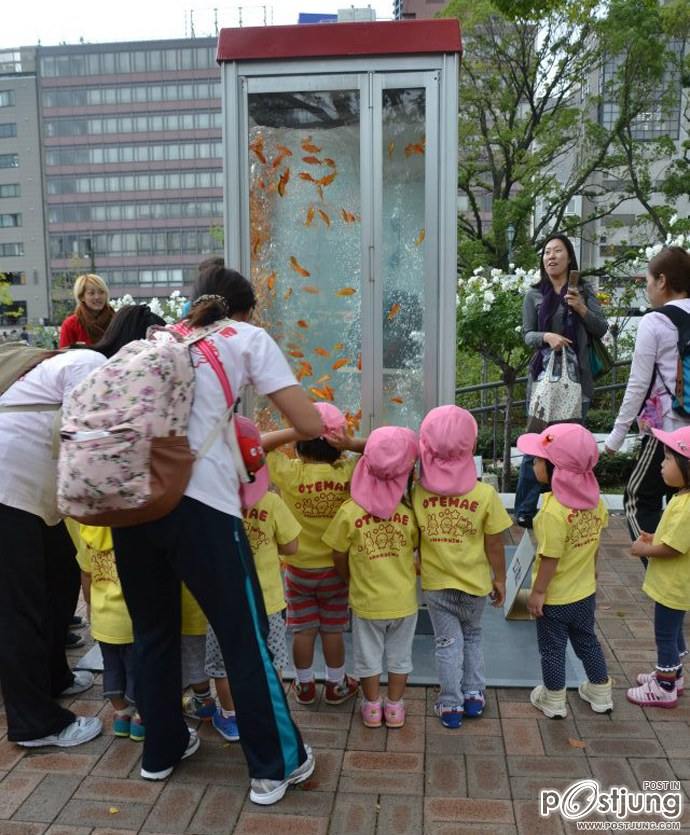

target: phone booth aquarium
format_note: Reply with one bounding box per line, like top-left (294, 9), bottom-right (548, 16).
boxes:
top-left (217, 19), bottom-right (461, 432)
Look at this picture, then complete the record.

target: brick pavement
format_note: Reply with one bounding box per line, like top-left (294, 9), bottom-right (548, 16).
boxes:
top-left (2, 516), bottom-right (690, 833)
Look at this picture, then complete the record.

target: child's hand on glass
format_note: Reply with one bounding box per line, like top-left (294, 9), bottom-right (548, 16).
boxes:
top-left (527, 590), bottom-right (545, 618)
top-left (490, 580), bottom-right (505, 607)
top-left (631, 531), bottom-right (654, 558)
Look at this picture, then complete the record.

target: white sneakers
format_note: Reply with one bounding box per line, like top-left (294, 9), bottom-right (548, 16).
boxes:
top-left (250, 744), bottom-right (316, 805)
top-left (578, 678), bottom-right (614, 713)
top-left (530, 685), bottom-right (568, 718)
top-left (17, 716), bottom-right (103, 748)
top-left (140, 728), bottom-right (200, 780)
top-left (59, 670), bottom-right (95, 697)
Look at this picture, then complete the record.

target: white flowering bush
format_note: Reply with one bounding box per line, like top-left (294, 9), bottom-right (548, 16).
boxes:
top-left (640, 215), bottom-right (690, 265)
top-left (457, 265), bottom-right (538, 371)
top-left (111, 290), bottom-right (188, 325)
top-left (457, 265), bottom-right (539, 488)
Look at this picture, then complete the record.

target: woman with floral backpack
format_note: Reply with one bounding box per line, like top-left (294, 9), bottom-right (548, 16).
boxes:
top-left (112, 264), bottom-right (323, 805)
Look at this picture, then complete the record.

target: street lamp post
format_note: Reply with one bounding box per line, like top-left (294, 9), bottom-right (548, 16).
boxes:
top-left (506, 223), bottom-right (515, 267)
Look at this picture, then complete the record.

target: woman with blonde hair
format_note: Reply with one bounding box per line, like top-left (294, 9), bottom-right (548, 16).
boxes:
top-left (59, 273), bottom-right (114, 347)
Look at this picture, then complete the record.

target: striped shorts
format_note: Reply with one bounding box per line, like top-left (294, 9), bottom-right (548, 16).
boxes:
top-left (285, 564), bottom-right (349, 633)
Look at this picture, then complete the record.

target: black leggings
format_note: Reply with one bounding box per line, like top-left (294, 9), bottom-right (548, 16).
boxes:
top-left (0, 504), bottom-right (78, 741)
top-left (113, 496), bottom-right (307, 779)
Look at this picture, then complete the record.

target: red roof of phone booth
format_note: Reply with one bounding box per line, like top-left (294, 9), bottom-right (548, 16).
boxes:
top-left (216, 20), bottom-right (462, 63)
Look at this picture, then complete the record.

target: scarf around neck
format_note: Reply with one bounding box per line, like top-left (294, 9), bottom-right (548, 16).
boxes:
top-left (529, 279), bottom-right (579, 379)
top-left (75, 301), bottom-right (114, 344)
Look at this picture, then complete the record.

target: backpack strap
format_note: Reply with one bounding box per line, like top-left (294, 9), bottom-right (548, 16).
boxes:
top-left (643, 305), bottom-right (690, 403)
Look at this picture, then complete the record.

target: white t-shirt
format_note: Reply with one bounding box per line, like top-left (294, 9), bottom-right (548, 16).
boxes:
top-left (0, 349), bottom-right (106, 524)
top-left (184, 320), bottom-right (297, 518)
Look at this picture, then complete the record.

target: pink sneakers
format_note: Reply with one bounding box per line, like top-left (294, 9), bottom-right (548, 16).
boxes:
top-left (383, 699), bottom-right (406, 728)
top-left (627, 677), bottom-right (678, 708)
top-left (360, 698), bottom-right (383, 728)
top-left (636, 670), bottom-right (684, 695)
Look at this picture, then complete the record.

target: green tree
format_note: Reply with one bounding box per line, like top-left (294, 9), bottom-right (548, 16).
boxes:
top-left (442, 0), bottom-right (686, 275)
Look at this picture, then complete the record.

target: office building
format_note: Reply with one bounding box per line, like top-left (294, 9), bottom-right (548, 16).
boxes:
top-left (0, 47), bottom-right (50, 325)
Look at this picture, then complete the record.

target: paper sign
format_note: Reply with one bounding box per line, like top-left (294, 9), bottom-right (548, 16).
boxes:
top-left (504, 529), bottom-right (536, 620)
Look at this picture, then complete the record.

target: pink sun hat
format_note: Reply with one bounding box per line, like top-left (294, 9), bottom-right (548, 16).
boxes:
top-left (313, 402), bottom-right (346, 444)
top-left (350, 426), bottom-right (418, 519)
top-left (652, 426), bottom-right (690, 459)
top-left (516, 423), bottom-right (600, 510)
top-left (419, 405), bottom-right (478, 496)
top-left (237, 416), bottom-right (269, 510)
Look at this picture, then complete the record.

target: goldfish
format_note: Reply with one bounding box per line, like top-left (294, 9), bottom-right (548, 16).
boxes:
top-left (289, 256), bottom-right (310, 277)
top-left (317, 186), bottom-right (324, 201)
top-left (341, 209), bottom-right (357, 223)
top-left (336, 287), bottom-right (356, 297)
top-left (271, 145), bottom-right (293, 168)
top-left (332, 358), bottom-right (349, 370)
top-left (301, 137), bottom-right (322, 153)
top-left (287, 342), bottom-right (302, 351)
top-left (387, 302), bottom-right (401, 320)
top-left (345, 408), bottom-right (362, 432)
top-left (300, 360), bottom-right (314, 376)
top-left (305, 206), bottom-right (315, 226)
top-left (302, 156), bottom-right (322, 165)
top-left (415, 228), bottom-right (426, 247)
top-left (297, 319), bottom-right (309, 329)
top-left (404, 141), bottom-right (425, 157)
top-left (390, 396), bottom-right (404, 404)
top-left (317, 373), bottom-right (332, 384)
top-left (299, 171), bottom-right (318, 183)
top-left (288, 350), bottom-right (304, 358)
top-left (296, 366), bottom-right (310, 382)
top-left (302, 285), bottom-right (320, 294)
top-left (283, 287), bottom-right (293, 301)
top-left (309, 386), bottom-right (333, 401)
top-left (333, 342), bottom-right (344, 350)
top-left (357, 353), bottom-right (362, 371)
top-left (317, 172), bottom-right (336, 187)
top-left (318, 209), bottom-right (331, 227)
top-left (387, 141), bottom-right (395, 160)
top-left (314, 347), bottom-right (330, 358)
top-left (266, 271), bottom-right (276, 291)
top-left (249, 136), bottom-right (266, 164)
top-left (323, 158), bottom-right (336, 168)
top-left (257, 178), bottom-right (266, 190)
top-left (277, 167), bottom-right (290, 197)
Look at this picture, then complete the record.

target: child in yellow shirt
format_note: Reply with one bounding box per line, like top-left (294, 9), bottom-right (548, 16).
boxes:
top-left (263, 402), bottom-right (365, 706)
top-left (628, 426), bottom-right (690, 708)
top-left (414, 406), bottom-right (511, 729)
top-left (324, 427), bottom-right (419, 729)
top-left (517, 423), bottom-right (612, 719)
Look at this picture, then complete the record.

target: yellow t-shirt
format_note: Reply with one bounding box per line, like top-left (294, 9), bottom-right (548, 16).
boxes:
top-left (643, 492), bottom-right (690, 611)
top-left (78, 525), bottom-right (133, 645)
top-left (243, 491), bottom-right (301, 615)
top-left (322, 499), bottom-right (419, 619)
top-left (267, 451), bottom-right (357, 569)
top-left (532, 493), bottom-right (608, 605)
top-left (414, 482), bottom-right (513, 596)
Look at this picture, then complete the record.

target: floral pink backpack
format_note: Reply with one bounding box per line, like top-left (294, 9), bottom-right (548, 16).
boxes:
top-left (57, 320), bottom-right (261, 527)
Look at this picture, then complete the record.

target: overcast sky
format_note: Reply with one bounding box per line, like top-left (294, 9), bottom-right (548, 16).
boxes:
top-left (0, 1), bottom-right (394, 50)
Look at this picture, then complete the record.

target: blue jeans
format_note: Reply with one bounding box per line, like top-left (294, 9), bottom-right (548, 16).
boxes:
top-left (654, 603), bottom-right (688, 671)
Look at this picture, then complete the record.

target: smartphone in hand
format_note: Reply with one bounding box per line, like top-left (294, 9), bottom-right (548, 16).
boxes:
top-left (568, 270), bottom-right (580, 288)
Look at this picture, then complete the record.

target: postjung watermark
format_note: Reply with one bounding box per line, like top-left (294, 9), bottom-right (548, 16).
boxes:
top-left (540, 779), bottom-right (683, 830)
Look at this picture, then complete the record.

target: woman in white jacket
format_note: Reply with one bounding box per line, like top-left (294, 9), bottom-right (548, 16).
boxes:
top-left (605, 246), bottom-right (690, 543)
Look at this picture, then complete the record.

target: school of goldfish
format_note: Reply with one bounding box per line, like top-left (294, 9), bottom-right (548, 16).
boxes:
top-left (248, 130), bottom-right (424, 408)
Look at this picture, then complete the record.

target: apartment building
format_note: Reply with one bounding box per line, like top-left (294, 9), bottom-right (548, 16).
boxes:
top-left (39, 37), bottom-right (224, 309)
top-left (393, 0), bottom-right (446, 19)
top-left (0, 48), bottom-right (50, 324)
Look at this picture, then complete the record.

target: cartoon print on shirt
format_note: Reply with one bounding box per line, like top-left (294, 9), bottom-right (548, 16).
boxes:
top-left (296, 492), bottom-right (348, 518)
top-left (90, 547), bottom-right (119, 585)
top-left (566, 509), bottom-right (604, 548)
top-left (244, 524), bottom-right (270, 552)
top-left (422, 508), bottom-right (478, 543)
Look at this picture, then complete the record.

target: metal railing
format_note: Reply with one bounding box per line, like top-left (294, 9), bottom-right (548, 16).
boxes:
top-left (455, 360), bottom-right (632, 466)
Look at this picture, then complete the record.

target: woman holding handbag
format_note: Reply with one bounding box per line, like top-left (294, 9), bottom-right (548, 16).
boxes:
top-left (604, 246), bottom-right (690, 546)
top-left (515, 233), bottom-right (608, 528)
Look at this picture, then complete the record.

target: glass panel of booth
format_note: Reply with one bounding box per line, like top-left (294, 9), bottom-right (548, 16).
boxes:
top-left (379, 85), bottom-right (427, 431)
top-left (246, 85), bottom-right (364, 434)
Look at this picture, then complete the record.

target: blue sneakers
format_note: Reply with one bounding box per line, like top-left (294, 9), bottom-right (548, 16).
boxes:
top-left (434, 704), bottom-right (463, 729)
top-left (463, 691), bottom-right (486, 718)
top-left (182, 692), bottom-right (217, 721)
top-left (212, 708), bottom-right (240, 742)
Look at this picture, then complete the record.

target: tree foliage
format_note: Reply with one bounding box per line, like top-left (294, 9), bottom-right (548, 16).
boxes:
top-left (442, 0), bottom-right (687, 274)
